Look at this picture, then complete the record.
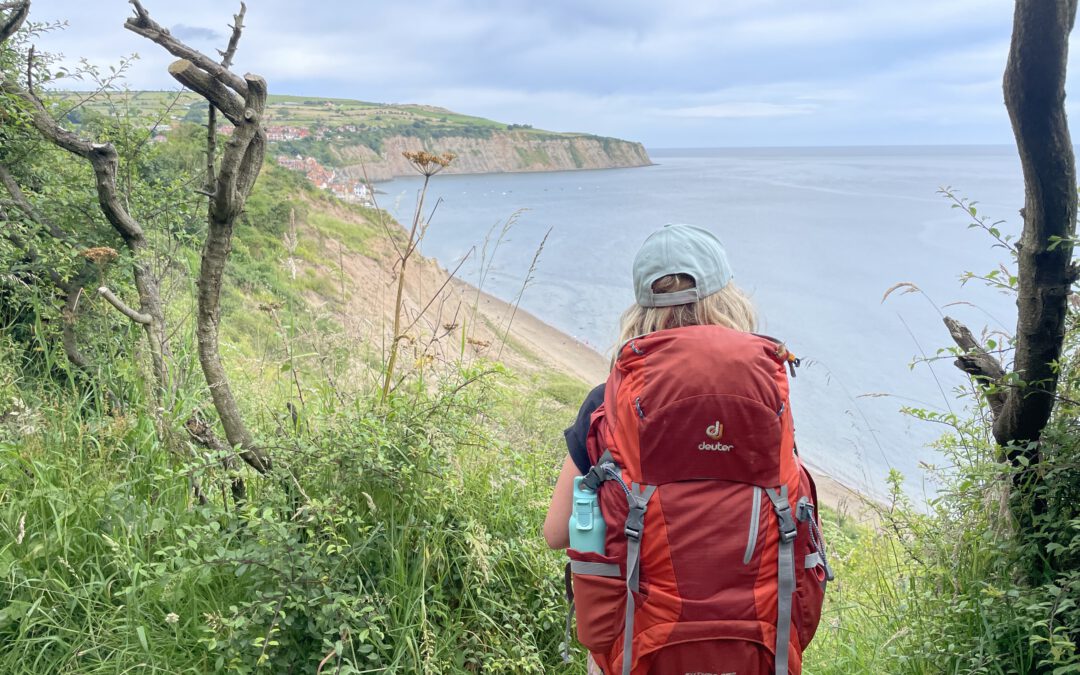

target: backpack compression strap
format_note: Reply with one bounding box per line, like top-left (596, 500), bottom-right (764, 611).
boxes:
top-left (765, 486), bottom-right (797, 675)
top-left (574, 453), bottom-right (659, 674)
top-left (621, 482), bottom-right (656, 675)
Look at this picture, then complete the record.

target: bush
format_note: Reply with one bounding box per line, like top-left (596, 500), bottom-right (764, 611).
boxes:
top-left (0, 351), bottom-right (577, 673)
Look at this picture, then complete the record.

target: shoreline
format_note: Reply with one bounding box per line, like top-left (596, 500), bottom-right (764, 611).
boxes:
top-left (367, 159), bottom-right (656, 185)
top-left (306, 201), bottom-right (881, 525)
top-left (440, 269), bottom-right (881, 522)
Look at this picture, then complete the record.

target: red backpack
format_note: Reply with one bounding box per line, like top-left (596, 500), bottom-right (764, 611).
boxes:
top-left (565, 324), bottom-right (832, 675)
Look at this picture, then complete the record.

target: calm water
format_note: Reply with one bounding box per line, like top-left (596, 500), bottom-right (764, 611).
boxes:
top-left (379, 146), bottom-right (1024, 500)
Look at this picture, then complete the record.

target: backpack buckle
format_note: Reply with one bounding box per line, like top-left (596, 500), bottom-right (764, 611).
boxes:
top-left (624, 503), bottom-right (646, 541)
top-left (775, 504), bottom-right (797, 544)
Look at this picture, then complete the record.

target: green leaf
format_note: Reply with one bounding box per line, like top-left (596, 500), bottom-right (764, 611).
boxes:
top-left (136, 625), bottom-right (149, 652)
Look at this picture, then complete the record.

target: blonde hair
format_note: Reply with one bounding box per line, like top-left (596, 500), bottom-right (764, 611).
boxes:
top-left (616, 274), bottom-right (757, 349)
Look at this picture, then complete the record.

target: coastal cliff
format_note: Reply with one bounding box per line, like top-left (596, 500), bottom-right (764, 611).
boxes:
top-left (328, 131), bottom-right (652, 181)
top-left (64, 91), bottom-right (653, 181)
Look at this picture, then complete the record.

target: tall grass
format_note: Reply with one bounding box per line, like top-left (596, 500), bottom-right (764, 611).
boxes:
top-left (0, 326), bottom-right (581, 673)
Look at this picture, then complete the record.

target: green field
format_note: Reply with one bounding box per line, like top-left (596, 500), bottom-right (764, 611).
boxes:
top-left (56, 89), bottom-right (584, 139)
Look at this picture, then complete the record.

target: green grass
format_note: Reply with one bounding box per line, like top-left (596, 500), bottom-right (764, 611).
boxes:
top-left (0, 328), bottom-right (587, 673)
top-left (56, 91), bottom-right (595, 141)
top-left (515, 146), bottom-right (553, 167)
top-left (306, 211), bottom-right (380, 258)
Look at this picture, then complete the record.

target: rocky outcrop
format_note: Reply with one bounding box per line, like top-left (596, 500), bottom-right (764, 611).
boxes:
top-left (328, 131), bottom-right (652, 181)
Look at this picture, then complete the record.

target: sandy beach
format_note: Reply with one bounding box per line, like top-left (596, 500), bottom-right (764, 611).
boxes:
top-left (301, 207), bottom-right (879, 524)
top-left (445, 274), bottom-right (880, 522)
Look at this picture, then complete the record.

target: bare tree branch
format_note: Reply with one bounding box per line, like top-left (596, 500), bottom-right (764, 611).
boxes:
top-left (194, 70), bottom-right (269, 473)
top-left (0, 81), bottom-right (148, 247)
top-left (943, 316), bottom-right (1007, 417)
top-left (98, 286), bottom-right (151, 325)
top-left (167, 59), bottom-right (244, 124)
top-left (0, 77), bottom-right (172, 387)
top-left (201, 3), bottom-right (247, 194)
top-left (219, 3), bottom-right (246, 68)
top-left (0, 164), bottom-right (98, 372)
top-left (203, 3), bottom-right (246, 191)
top-left (124, 1), bottom-right (271, 473)
top-left (0, 0), bottom-right (27, 44)
top-left (123, 0), bottom-right (249, 96)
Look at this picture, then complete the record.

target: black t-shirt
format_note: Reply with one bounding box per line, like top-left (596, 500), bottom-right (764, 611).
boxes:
top-left (564, 383), bottom-right (605, 474)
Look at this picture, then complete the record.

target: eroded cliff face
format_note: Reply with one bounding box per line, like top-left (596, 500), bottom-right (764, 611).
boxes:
top-left (328, 132), bottom-right (652, 181)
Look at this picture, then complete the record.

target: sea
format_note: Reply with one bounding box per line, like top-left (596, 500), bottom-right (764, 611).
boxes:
top-left (377, 146), bottom-right (1025, 501)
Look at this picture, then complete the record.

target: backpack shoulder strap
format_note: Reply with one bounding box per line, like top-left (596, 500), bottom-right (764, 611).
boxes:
top-left (765, 485), bottom-right (797, 675)
top-left (621, 482), bottom-right (656, 675)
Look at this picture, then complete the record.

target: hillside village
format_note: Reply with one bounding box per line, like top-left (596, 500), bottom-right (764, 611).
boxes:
top-left (274, 154), bottom-right (373, 204)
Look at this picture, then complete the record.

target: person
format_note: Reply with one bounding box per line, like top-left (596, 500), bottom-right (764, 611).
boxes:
top-left (542, 223), bottom-right (756, 550)
top-left (543, 223), bottom-right (778, 675)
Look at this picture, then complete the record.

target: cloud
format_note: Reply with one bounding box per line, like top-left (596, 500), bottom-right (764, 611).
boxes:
top-left (169, 24), bottom-right (223, 42)
top-left (21, 0), bottom-right (1059, 146)
top-left (661, 102), bottom-right (819, 119)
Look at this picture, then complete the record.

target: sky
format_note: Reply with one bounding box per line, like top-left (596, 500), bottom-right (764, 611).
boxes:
top-left (21, 0), bottom-right (1074, 147)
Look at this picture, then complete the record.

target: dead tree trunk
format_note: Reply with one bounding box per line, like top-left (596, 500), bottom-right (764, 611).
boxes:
top-left (995, 0), bottom-right (1079, 452)
top-left (0, 1), bottom-right (27, 44)
top-left (1, 74), bottom-right (173, 395)
top-left (125, 0), bottom-right (271, 474)
top-left (946, 1), bottom-right (1078, 466)
top-left (2, 0), bottom-right (269, 484)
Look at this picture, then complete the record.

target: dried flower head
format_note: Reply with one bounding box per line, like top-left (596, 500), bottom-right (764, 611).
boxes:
top-left (81, 246), bottom-right (119, 265)
top-left (402, 150), bottom-right (456, 177)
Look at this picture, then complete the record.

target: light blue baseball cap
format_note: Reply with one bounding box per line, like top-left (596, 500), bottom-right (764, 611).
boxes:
top-left (632, 223), bottom-right (734, 308)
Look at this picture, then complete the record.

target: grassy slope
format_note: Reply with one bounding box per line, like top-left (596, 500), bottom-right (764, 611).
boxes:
top-left (2, 136), bottom-right (1006, 673)
top-left (0, 153), bottom-right (600, 672)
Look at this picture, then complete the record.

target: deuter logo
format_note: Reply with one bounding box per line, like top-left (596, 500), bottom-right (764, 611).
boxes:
top-left (700, 420), bottom-right (734, 452)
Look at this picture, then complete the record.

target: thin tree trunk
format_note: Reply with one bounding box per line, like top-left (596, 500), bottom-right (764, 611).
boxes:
top-left (994, 0), bottom-right (1079, 452)
top-left (126, 1), bottom-right (271, 474)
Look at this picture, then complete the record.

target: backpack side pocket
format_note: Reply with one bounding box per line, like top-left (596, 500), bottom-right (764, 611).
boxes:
top-left (568, 549), bottom-right (631, 653)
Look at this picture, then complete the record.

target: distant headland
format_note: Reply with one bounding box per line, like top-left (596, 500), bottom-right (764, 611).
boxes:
top-left (57, 91), bottom-right (653, 182)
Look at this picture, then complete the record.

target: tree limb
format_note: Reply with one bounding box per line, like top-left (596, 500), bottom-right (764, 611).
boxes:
top-left (0, 0), bottom-right (27, 44)
top-left (194, 69), bottom-right (269, 474)
top-left (943, 316), bottom-right (1007, 417)
top-left (0, 80), bottom-right (148, 248)
top-left (219, 3), bottom-right (246, 69)
top-left (1, 63), bottom-right (172, 391)
top-left (167, 59), bottom-right (244, 125)
top-left (123, 2), bottom-right (271, 474)
top-left (123, 0), bottom-right (249, 96)
top-left (0, 164), bottom-right (98, 372)
top-left (98, 286), bottom-right (151, 325)
top-left (203, 3), bottom-right (246, 192)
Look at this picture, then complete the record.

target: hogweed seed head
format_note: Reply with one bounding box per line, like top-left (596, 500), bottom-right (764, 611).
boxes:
top-left (403, 150), bottom-right (456, 177)
top-left (81, 246), bottom-right (119, 265)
